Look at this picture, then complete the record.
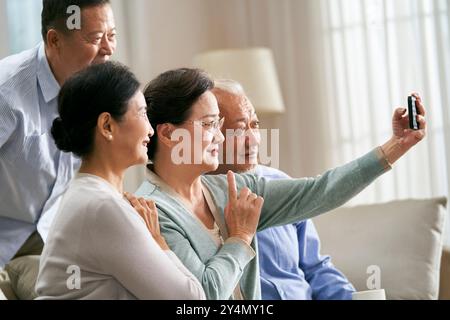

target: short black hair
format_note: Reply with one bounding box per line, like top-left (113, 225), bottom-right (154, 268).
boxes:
top-left (41, 0), bottom-right (110, 43)
top-left (51, 61), bottom-right (140, 158)
top-left (143, 68), bottom-right (214, 161)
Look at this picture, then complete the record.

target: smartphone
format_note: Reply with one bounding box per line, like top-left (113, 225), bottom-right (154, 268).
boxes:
top-left (408, 96), bottom-right (420, 130)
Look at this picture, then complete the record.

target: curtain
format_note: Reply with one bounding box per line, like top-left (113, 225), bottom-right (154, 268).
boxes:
top-left (318, 0), bottom-right (450, 243)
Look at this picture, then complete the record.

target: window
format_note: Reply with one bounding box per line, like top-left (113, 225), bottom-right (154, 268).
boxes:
top-left (320, 0), bottom-right (450, 243)
top-left (6, 0), bottom-right (42, 54)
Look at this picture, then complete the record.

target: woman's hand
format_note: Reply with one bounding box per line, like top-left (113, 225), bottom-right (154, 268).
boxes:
top-left (224, 171), bottom-right (264, 246)
top-left (382, 92), bottom-right (427, 165)
top-left (124, 192), bottom-right (169, 251)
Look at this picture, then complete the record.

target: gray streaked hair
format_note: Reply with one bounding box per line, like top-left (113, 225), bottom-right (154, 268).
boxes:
top-left (214, 79), bottom-right (246, 96)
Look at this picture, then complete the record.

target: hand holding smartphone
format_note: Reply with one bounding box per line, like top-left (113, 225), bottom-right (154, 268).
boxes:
top-left (408, 96), bottom-right (420, 130)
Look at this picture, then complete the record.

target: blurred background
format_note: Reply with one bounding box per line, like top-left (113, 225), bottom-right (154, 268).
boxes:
top-left (0, 0), bottom-right (449, 244)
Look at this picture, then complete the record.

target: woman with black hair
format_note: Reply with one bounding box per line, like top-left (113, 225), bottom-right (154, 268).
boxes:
top-left (35, 62), bottom-right (205, 300)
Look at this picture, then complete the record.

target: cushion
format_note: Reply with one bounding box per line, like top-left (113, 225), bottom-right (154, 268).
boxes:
top-left (5, 256), bottom-right (40, 300)
top-left (313, 197), bottom-right (447, 300)
top-left (0, 268), bottom-right (17, 300)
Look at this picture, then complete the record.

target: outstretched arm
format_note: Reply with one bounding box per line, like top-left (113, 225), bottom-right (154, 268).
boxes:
top-left (251, 93), bottom-right (427, 230)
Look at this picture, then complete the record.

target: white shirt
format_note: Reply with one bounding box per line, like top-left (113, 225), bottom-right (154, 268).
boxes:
top-left (35, 174), bottom-right (205, 300)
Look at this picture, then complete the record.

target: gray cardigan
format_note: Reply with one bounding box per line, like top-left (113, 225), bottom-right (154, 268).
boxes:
top-left (135, 148), bottom-right (390, 300)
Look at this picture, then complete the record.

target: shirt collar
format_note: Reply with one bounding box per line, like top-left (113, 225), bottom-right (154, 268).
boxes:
top-left (145, 167), bottom-right (166, 189)
top-left (146, 168), bottom-right (227, 239)
top-left (145, 168), bottom-right (186, 203)
top-left (37, 42), bottom-right (60, 103)
top-left (145, 167), bottom-right (206, 211)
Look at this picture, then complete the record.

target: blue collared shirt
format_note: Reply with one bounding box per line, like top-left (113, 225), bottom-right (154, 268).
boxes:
top-left (255, 165), bottom-right (355, 300)
top-left (0, 43), bottom-right (80, 267)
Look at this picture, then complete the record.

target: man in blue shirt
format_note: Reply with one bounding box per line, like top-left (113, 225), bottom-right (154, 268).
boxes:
top-left (212, 80), bottom-right (355, 300)
top-left (0, 0), bottom-right (117, 267)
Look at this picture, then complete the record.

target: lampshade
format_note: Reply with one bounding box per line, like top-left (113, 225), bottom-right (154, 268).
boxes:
top-left (193, 48), bottom-right (285, 114)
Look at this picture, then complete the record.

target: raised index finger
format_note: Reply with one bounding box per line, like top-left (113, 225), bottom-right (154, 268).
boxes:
top-left (227, 171), bottom-right (238, 202)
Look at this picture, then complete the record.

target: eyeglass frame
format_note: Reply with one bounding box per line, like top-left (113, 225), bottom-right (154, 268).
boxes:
top-left (181, 117), bottom-right (225, 133)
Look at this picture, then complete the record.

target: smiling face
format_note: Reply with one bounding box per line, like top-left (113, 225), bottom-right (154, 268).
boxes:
top-left (52, 4), bottom-right (116, 81)
top-left (113, 91), bottom-right (154, 167)
top-left (175, 91), bottom-right (225, 173)
top-left (214, 89), bottom-right (261, 173)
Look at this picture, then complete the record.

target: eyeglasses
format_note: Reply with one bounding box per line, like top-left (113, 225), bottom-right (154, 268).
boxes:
top-left (183, 117), bottom-right (225, 133)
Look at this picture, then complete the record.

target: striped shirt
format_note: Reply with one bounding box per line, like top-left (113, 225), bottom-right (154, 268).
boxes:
top-left (0, 43), bottom-right (80, 267)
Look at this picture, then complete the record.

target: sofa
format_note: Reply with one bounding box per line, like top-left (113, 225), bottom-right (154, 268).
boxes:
top-left (1, 197), bottom-right (448, 300)
top-left (313, 197), bottom-right (449, 300)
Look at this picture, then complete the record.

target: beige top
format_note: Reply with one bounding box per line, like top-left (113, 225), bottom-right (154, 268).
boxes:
top-left (35, 174), bottom-right (206, 300)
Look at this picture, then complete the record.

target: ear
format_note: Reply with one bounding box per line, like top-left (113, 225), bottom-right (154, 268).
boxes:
top-left (97, 112), bottom-right (115, 142)
top-left (157, 123), bottom-right (177, 147)
top-left (46, 29), bottom-right (62, 51)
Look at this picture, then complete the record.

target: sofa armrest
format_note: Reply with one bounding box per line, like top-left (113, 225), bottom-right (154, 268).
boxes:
top-left (440, 246), bottom-right (450, 300)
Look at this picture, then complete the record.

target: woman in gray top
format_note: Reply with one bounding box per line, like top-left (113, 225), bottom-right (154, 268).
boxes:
top-left (135, 68), bottom-right (427, 300)
top-left (36, 62), bottom-right (206, 300)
